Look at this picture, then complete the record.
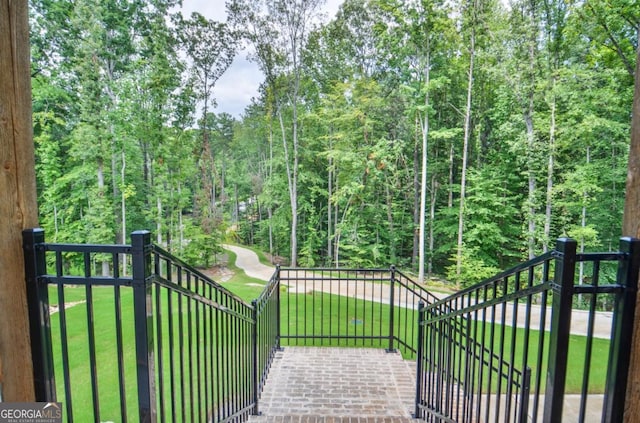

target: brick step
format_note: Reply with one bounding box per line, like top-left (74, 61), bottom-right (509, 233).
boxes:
top-left (247, 416), bottom-right (421, 423)
top-left (256, 348), bottom-right (417, 420)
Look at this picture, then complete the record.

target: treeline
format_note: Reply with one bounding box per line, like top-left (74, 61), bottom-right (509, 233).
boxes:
top-left (30, 0), bottom-right (638, 285)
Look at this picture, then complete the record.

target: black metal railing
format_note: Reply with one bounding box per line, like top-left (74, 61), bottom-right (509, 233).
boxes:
top-left (24, 227), bottom-right (640, 423)
top-left (277, 266), bottom-right (438, 357)
top-left (252, 267), bottom-right (281, 414)
top-left (414, 238), bottom-right (640, 422)
top-left (150, 240), bottom-right (256, 422)
top-left (23, 228), bottom-right (280, 423)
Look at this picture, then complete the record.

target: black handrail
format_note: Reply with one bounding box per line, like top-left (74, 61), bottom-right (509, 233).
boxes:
top-left (414, 237), bottom-right (640, 423)
top-left (24, 229), bottom-right (270, 423)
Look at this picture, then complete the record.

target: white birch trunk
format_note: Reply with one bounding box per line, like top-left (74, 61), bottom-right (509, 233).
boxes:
top-left (456, 28), bottom-right (475, 278)
top-left (418, 46), bottom-right (431, 284)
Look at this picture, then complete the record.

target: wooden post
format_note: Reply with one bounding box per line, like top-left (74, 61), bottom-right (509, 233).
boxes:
top-left (623, 35), bottom-right (640, 422)
top-left (0, 0), bottom-right (39, 401)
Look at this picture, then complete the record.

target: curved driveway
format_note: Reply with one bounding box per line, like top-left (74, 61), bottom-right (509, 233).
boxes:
top-left (223, 244), bottom-right (275, 281)
top-left (224, 244), bottom-right (613, 339)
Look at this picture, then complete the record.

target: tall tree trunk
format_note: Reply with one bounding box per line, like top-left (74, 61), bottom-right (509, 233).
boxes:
top-left (141, 140), bottom-right (152, 218)
top-left (97, 159), bottom-right (110, 276)
top-left (220, 160), bottom-right (226, 209)
top-left (121, 151), bottom-right (127, 275)
top-left (525, 1), bottom-right (538, 260)
top-left (525, 111), bottom-right (536, 259)
top-left (268, 123), bottom-right (274, 258)
top-left (111, 147), bottom-right (120, 239)
top-left (448, 143), bottom-right (454, 208)
top-left (234, 183), bottom-right (239, 222)
top-left (291, 106), bottom-right (299, 268)
top-left (543, 77), bottom-right (556, 253)
top-left (418, 47), bottom-right (431, 283)
top-left (267, 207), bottom-right (274, 260)
top-left (334, 196), bottom-right (353, 269)
top-left (106, 78), bottom-right (120, 248)
top-left (385, 181), bottom-right (396, 263)
top-left (278, 105), bottom-right (298, 266)
top-left (201, 82), bottom-right (217, 225)
top-left (456, 26), bottom-right (475, 279)
top-left (623, 36), bottom-right (640, 420)
top-left (578, 146), bottom-right (590, 298)
top-left (412, 118), bottom-right (420, 269)
top-left (428, 174), bottom-right (438, 277)
top-left (157, 196), bottom-right (162, 245)
top-left (0, 0), bottom-right (38, 400)
top-left (54, 204), bottom-right (59, 241)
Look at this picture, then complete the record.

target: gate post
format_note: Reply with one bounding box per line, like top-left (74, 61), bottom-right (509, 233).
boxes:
top-left (413, 302), bottom-right (425, 419)
top-left (131, 231), bottom-right (156, 423)
top-left (543, 238), bottom-right (577, 421)
top-left (387, 265), bottom-right (396, 352)
top-left (251, 300), bottom-right (260, 415)
top-left (23, 228), bottom-right (55, 401)
top-left (276, 264), bottom-right (282, 349)
top-left (604, 237), bottom-right (640, 422)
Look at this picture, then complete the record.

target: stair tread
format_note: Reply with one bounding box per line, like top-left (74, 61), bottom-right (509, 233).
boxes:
top-left (247, 416), bottom-right (420, 422)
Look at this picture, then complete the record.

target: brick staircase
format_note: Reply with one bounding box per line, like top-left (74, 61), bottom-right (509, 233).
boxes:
top-left (247, 347), bottom-right (422, 422)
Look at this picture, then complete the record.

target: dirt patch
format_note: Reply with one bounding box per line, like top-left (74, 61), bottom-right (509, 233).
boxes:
top-left (49, 300), bottom-right (85, 315)
top-left (201, 265), bottom-right (234, 282)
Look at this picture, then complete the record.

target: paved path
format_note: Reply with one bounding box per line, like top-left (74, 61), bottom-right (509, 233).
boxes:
top-left (223, 244), bottom-right (275, 281)
top-left (248, 347), bottom-right (419, 422)
top-left (224, 244), bottom-right (613, 339)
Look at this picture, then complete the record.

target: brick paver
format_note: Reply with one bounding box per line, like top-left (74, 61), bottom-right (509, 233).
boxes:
top-left (248, 347), bottom-right (419, 422)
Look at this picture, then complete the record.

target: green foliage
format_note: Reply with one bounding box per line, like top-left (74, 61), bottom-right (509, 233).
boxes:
top-left (30, 0), bottom-right (634, 280)
top-left (181, 218), bottom-right (224, 268)
top-left (445, 246), bottom-right (501, 288)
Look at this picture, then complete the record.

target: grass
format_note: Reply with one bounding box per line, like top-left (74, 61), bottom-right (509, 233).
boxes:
top-left (48, 283), bottom-right (255, 422)
top-left (281, 290), bottom-right (391, 349)
top-left (279, 289), bottom-right (611, 394)
top-left (449, 318), bottom-right (610, 395)
top-left (217, 246), bottom-right (267, 301)
top-left (48, 286), bottom-right (138, 422)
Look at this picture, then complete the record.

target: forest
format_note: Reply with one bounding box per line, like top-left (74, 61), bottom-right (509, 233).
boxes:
top-left (29, 0), bottom-right (638, 286)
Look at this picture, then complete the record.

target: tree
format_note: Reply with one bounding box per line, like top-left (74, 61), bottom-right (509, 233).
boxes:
top-left (177, 12), bottom-right (237, 262)
top-left (67, 0), bottom-right (138, 275)
top-left (455, 0), bottom-right (478, 278)
top-left (177, 13), bottom-right (236, 151)
top-left (228, 0), bottom-right (325, 267)
top-left (28, 0), bottom-right (637, 288)
top-left (384, 0), bottom-right (455, 281)
top-left (541, 0), bottom-right (568, 252)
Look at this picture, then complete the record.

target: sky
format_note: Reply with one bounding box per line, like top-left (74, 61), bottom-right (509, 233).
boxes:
top-left (180, 0), bottom-right (344, 118)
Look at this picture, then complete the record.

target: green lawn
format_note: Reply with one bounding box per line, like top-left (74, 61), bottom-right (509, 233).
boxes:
top-left (48, 283), bottom-right (254, 422)
top-left (279, 290), bottom-right (611, 394)
top-left (48, 285), bottom-right (138, 422)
